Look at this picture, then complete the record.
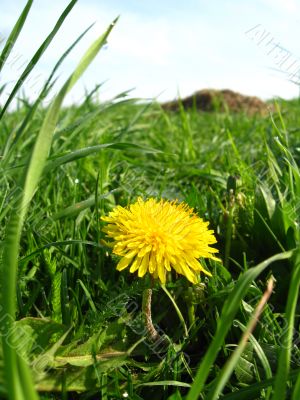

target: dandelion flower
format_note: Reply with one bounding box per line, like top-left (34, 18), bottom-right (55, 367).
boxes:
top-left (101, 198), bottom-right (219, 284)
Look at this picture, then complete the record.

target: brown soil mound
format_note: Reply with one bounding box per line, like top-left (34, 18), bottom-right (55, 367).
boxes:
top-left (162, 89), bottom-right (272, 116)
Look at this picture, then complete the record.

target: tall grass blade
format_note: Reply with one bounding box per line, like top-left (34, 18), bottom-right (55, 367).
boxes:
top-left (206, 278), bottom-right (274, 400)
top-left (2, 23), bottom-right (94, 162)
top-left (272, 251), bottom-right (300, 400)
top-left (0, 0), bottom-right (77, 120)
top-left (0, 0), bottom-right (33, 73)
top-left (0, 18), bottom-right (118, 400)
top-left (186, 251), bottom-right (293, 400)
top-left (21, 17), bottom-right (118, 215)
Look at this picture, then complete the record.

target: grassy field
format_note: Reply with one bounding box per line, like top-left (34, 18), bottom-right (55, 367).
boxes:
top-left (1, 2), bottom-right (300, 399)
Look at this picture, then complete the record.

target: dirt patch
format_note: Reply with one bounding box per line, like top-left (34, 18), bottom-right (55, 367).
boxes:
top-left (162, 89), bottom-right (273, 116)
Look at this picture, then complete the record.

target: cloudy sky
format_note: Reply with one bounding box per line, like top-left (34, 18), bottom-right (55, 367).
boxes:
top-left (1, 0), bottom-right (300, 105)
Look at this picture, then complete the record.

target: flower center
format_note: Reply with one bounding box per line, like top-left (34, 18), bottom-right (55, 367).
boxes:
top-left (148, 230), bottom-right (165, 249)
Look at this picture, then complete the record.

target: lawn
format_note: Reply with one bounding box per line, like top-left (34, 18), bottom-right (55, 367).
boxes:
top-left (1, 2), bottom-right (300, 399)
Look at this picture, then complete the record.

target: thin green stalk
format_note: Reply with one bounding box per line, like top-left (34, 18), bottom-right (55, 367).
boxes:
top-left (161, 284), bottom-right (188, 337)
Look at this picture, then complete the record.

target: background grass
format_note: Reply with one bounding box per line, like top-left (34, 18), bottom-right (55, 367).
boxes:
top-left (1, 2), bottom-right (300, 399)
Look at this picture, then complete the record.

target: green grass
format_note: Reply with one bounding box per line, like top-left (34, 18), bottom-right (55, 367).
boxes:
top-left (1, 2), bottom-right (300, 399)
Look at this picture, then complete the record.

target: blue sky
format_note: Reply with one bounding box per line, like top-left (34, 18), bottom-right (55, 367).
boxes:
top-left (1, 0), bottom-right (300, 105)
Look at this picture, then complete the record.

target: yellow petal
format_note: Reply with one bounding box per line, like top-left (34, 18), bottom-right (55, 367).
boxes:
top-left (138, 253), bottom-right (150, 277)
top-left (157, 262), bottom-right (166, 284)
top-left (164, 257), bottom-right (171, 271)
top-left (116, 257), bottom-right (131, 271)
top-left (130, 257), bottom-right (142, 273)
top-left (182, 265), bottom-right (198, 284)
top-left (138, 244), bottom-right (152, 258)
top-left (199, 264), bottom-right (212, 276)
top-left (149, 252), bottom-right (157, 273)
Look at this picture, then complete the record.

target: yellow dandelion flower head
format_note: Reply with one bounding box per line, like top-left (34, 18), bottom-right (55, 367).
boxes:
top-left (101, 197), bottom-right (219, 284)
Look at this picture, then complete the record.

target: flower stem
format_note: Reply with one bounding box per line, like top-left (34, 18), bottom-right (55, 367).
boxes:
top-left (142, 288), bottom-right (159, 341)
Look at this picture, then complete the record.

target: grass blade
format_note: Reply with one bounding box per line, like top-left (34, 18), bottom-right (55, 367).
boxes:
top-left (0, 18), bottom-right (118, 400)
top-left (292, 370), bottom-right (300, 400)
top-left (186, 250), bottom-right (293, 400)
top-left (44, 142), bottom-right (160, 173)
top-left (21, 18), bottom-right (118, 215)
top-left (206, 278), bottom-right (274, 400)
top-left (272, 251), bottom-right (300, 400)
top-left (2, 23), bottom-right (94, 162)
top-left (0, 0), bottom-right (77, 120)
top-left (0, 0), bottom-right (33, 73)
top-left (222, 368), bottom-right (300, 400)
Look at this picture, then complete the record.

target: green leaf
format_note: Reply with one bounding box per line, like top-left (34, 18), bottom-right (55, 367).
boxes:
top-left (53, 351), bottom-right (128, 368)
top-left (35, 362), bottom-right (128, 392)
top-left (234, 345), bottom-right (255, 384)
top-left (14, 317), bottom-right (65, 358)
top-left (256, 185), bottom-right (276, 221)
